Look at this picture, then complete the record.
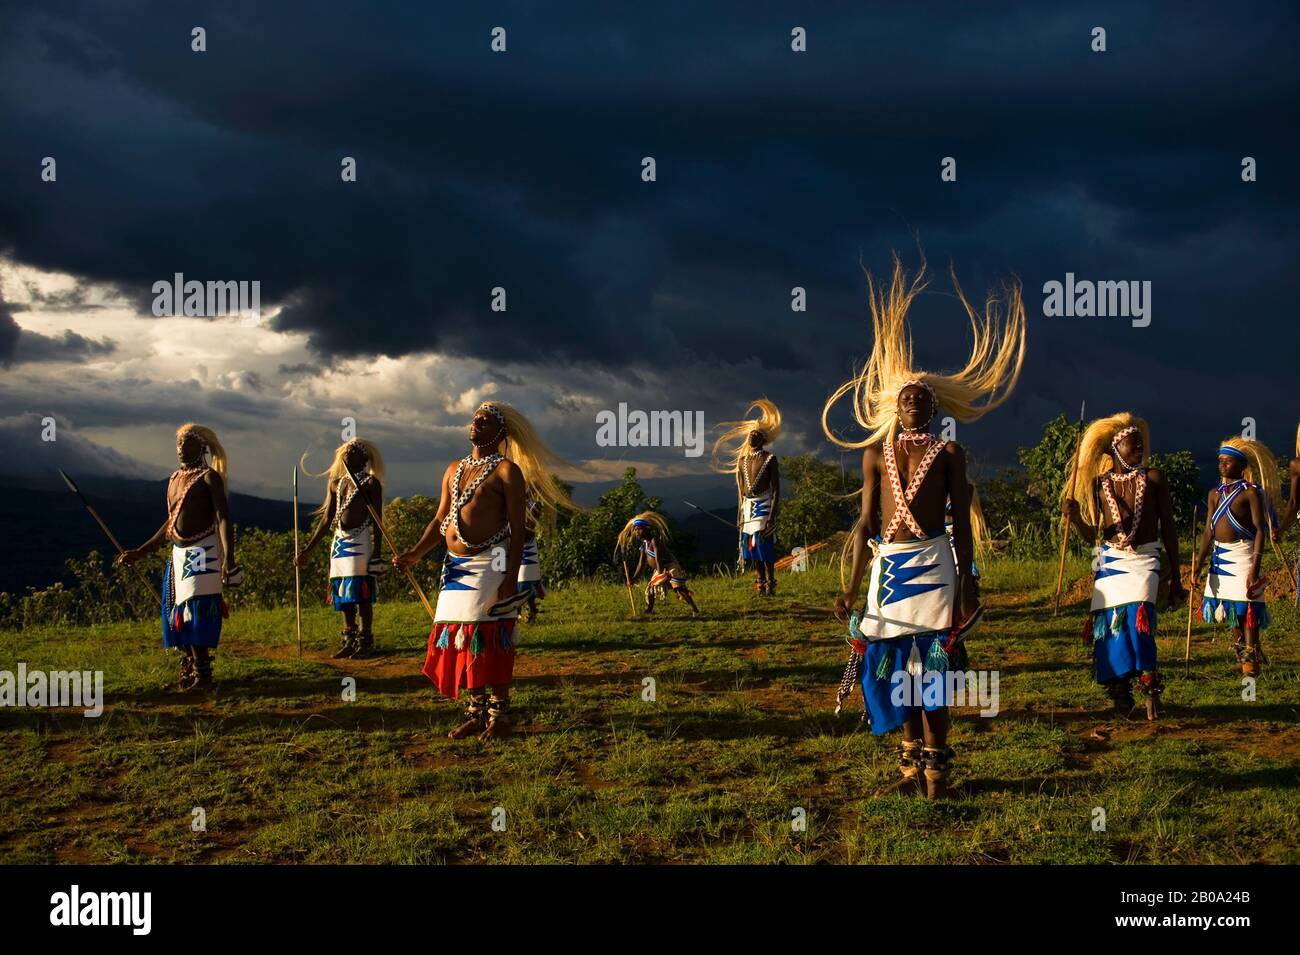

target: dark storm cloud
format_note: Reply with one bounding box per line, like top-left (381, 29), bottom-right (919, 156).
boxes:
top-left (0, 289), bottom-right (115, 365)
top-left (0, 0), bottom-right (1298, 464)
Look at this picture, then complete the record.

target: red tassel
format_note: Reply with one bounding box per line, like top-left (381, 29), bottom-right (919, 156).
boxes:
top-left (219, 598), bottom-right (229, 620)
top-left (173, 610), bottom-right (183, 631)
top-left (361, 580), bottom-right (369, 600)
top-left (1136, 602), bottom-right (1150, 636)
top-left (1245, 603), bottom-right (1257, 629)
top-left (1081, 616), bottom-right (1092, 644)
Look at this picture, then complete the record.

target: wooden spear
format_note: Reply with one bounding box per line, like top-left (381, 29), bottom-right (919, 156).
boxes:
top-left (59, 469), bottom-right (161, 611)
top-left (622, 560), bottom-right (638, 617)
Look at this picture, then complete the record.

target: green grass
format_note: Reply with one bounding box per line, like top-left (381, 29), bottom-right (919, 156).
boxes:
top-left (1, 555), bottom-right (1297, 864)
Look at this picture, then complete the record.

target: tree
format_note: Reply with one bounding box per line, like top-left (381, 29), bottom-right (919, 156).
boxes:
top-left (1018, 414), bottom-right (1086, 520)
top-left (540, 467), bottom-right (667, 584)
top-left (1149, 450), bottom-right (1200, 536)
top-left (775, 453), bottom-right (859, 551)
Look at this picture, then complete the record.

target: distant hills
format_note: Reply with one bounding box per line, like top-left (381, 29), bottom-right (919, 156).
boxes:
top-left (3, 470), bottom-right (745, 596)
top-left (0, 473), bottom-right (315, 596)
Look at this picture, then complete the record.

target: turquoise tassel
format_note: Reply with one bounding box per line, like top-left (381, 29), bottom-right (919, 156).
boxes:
top-left (1110, 608), bottom-right (1124, 636)
top-left (470, 626), bottom-right (483, 656)
top-left (435, 626), bottom-right (450, 649)
top-left (924, 636), bottom-right (949, 672)
top-left (1092, 613), bottom-right (1107, 641)
top-left (874, 645), bottom-right (893, 681)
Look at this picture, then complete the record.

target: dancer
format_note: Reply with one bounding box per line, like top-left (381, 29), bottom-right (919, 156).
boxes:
top-left (712, 399), bottom-right (782, 594)
top-left (295, 439), bottom-right (387, 658)
top-left (118, 424), bottom-right (242, 690)
top-left (618, 512), bottom-right (701, 615)
top-left (1192, 437), bottom-right (1280, 676)
top-left (394, 401), bottom-right (571, 740)
top-left (1062, 413), bottom-right (1186, 719)
top-left (824, 254), bottom-right (1025, 798)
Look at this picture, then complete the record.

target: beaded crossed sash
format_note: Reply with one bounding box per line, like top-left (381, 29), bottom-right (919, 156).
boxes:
top-left (333, 473), bottom-right (373, 533)
top-left (881, 434), bottom-right (945, 544)
top-left (1099, 470), bottom-right (1147, 550)
top-left (166, 466), bottom-right (217, 546)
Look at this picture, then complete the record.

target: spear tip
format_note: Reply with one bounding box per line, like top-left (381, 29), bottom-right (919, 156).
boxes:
top-left (57, 468), bottom-right (78, 493)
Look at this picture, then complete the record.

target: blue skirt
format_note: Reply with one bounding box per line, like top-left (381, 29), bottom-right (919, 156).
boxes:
top-left (331, 575), bottom-right (376, 610)
top-left (161, 561), bottom-right (224, 649)
top-left (860, 633), bottom-right (952, 736)
top-left (742, 533), bottom-right (775, 563)
top-left (1091, 602), bottom-right (1157, 683)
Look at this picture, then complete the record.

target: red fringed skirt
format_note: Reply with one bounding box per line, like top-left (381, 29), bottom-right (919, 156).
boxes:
top-left (422, 620), bottom-right (516, 698)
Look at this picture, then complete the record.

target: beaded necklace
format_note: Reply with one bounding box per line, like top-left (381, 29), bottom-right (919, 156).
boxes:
top-left (439, 452), bottom-right (510, 551)
top-left (166, 465), bottom-right (216, 545)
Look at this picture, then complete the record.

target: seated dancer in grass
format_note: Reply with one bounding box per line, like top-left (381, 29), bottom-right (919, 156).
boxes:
top-left (823, 254), bottom-right (1025, 799)
top-left (118, 424), bottom-right (242, 691)
top-left (618, 512), bottom-right (701, 615)
top-left (295, 439), bottom-right (387, 659)
top-left (394, 402), bottom-right (571, 740)
top-left (1062, 413), bottom-right (1186, 720)
top-left (712, 399), bottom-right (782, 595)
top-left (1192, 437), bottom-right (1280, 677)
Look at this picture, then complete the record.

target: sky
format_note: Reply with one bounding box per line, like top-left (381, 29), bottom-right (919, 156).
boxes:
top-left (2, 1), bottom-right (1298, 502)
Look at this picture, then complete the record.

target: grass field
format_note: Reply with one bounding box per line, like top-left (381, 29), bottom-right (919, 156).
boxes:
top-left (1, 555), bottom-right (1297, 864)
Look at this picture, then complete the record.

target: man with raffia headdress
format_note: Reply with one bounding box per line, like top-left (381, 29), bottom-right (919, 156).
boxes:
top-left (393, 402), bottom-right (574, 740)
top-left (712, 399), bottom-right (783, 595)
top-left (1062, 413), bottom-right (1186, 720)
top-left (617, 511), bottom-right (701, 615)
top-left (823, 253), bottom-right (1025, 799)
top-left (118, 424), bottom-right (243, 691)
top-left (1192, 437), bottom-right (1281, 676)
top-left (295, 439), bottom-right (387, 659)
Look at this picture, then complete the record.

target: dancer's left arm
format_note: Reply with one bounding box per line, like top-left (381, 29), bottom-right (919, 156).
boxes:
top-left (766, 457), bottom-right (781, 537)
top-left (1246, 485), bottom-right (1265, 595)
top-left (945, 443), bottom-right (977, 622)
top-left (496, 463), bottom-right (526, 602)
top-left (207, 470), bottom-right (236, 577)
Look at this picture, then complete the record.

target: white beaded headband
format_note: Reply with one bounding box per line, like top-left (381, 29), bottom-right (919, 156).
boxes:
top-left (898, 378), bottom-right (938, 430)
